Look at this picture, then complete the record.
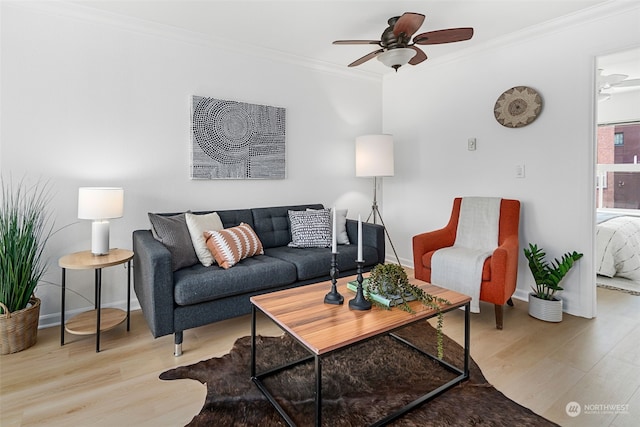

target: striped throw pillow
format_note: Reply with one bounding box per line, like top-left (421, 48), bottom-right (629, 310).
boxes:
top-left (204, 223), bottom-right (264, 269)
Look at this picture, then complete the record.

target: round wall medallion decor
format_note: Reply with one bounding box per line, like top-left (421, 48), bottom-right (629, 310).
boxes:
top-left (494, 86), bottom-right (543, 128)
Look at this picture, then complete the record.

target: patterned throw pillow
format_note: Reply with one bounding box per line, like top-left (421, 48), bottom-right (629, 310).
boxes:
top-left (288, 209), bottom-right (332, 248)
top-left (204, 223), bottom-right (264, 269)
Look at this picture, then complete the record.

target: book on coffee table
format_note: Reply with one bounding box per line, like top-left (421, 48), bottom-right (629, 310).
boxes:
top-left (347, 279), bottom-right (416, 307)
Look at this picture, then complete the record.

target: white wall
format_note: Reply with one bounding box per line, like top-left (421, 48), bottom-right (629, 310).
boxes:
top-left (382, 3), bottom-right (640, 318)
top-left (1, 3), bottom-right (382, 326)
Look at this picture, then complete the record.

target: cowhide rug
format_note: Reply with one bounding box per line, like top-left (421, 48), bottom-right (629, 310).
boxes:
top-left (160, 322), bottom-right (558, 426)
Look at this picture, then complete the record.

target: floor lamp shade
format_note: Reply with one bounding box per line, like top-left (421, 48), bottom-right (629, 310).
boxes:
top-left (355, 135), bottom-right (394, 177)
top-left (78, 187), bottom-right (124, 255)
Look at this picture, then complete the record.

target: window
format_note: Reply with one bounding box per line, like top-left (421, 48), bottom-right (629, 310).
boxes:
top-left (596, 123), bottom-right (640, 211)
top-left (614, 132), bottom-right (624, 146)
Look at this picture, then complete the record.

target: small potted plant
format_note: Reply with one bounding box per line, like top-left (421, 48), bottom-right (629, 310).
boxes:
top-left (366, 263), bottom-right (450, 357)
top-left (0, 177), bottom-right (54, 354)
top-left (523, 243), bottom-right (583, 322)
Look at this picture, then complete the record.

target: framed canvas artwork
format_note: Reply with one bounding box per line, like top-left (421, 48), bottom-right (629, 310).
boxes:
top-left (191, 96), bottom-right (286, 179)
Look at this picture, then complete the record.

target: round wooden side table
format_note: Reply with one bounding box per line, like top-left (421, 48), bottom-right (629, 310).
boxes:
top-left (59, 248), bottom-right (134, 352)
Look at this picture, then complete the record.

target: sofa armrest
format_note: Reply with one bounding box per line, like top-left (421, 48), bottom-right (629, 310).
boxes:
top-left (345, 219), bottom-right (385, 264)
top-left (132, 230), bottom-right (176, 338)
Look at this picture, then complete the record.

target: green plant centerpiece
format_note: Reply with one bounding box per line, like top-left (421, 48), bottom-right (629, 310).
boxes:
top-left (523, 243), bottom-right (583, 301)
top-left (366, 263), bottom-right (450, 358)
top-left (0, 176), bottom-right (54, 353)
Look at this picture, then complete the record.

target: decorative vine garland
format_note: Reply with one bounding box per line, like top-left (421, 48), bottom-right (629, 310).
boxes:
top-left (367, 264), bottom-right (450, 358)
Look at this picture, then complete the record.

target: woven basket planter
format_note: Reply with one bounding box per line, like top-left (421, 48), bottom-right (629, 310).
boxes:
top-left (528, 293), bottom-right (562, 322)
top-left (0, 297), bottom-right (41, 355)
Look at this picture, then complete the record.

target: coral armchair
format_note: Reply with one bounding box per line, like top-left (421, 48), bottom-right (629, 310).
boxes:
top-left (412, 198), bottom-right (520, 329)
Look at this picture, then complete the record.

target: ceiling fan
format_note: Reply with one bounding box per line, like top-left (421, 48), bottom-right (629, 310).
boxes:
top-left (597, 69), bottom-right (640, 101)
top-left (333, 12), bottom-right (473, 71)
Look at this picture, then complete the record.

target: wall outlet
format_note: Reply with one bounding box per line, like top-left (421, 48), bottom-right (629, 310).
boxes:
top-left (515, 164), bottom-right (525, 178)
top-left (468, 138), bottom-right (476, 151)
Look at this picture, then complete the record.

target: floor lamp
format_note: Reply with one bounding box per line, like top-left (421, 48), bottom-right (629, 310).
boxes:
top-left (355, 134), bottom-right (401, 266)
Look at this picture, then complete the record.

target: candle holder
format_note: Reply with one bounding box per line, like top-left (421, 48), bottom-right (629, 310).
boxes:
top-left (349, 261), bottom-right (371, 311)
top-left (324, 253), bottom-right (344, 305)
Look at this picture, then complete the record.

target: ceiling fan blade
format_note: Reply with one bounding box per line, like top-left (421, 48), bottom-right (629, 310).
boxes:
top-left (348, 49), bottom-right (384, 67)
top-left (333, 40), bottom-right (381, 45)
top-left (408, 46), bottom-right (427, 65)
top-left (598, 72), bottom-right (628, 87)
top-left (615, 78), bottom-right (640, 88)
top-left (414, 27), bottom-right (474, 45)
top-left (393, 12), bottom-right (425, 38)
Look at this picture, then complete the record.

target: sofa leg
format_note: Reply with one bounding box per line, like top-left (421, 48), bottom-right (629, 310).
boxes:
top-left (174, 331), bottom-right (183, 357)
top-left (494, 304), bottom-right (504, 330)
top-left (507, 298), bottom-right (514, 307)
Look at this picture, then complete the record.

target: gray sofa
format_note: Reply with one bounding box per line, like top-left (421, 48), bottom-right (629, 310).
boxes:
top-left (132, 204), bottom-right (385, 355)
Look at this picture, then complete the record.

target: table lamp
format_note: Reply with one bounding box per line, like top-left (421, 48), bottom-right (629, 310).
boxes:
top-left (78, 187), bottom-right (124, 255)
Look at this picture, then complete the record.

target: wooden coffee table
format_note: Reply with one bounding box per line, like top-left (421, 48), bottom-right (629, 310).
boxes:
top-left (250, 275), bottom-right (471, 426)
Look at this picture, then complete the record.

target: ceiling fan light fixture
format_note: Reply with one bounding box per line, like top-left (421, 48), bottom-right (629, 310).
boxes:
top-left (377, 48), bottom-right (416, 71)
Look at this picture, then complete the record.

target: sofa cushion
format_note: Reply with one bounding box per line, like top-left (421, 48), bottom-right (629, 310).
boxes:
top-left (204, 223), bottom-right (264, 269)
top-left (185, 212), bottom-right (224, 267)
top-left (215, 209), bottom-right (254, 229)
top-left (173, 255), bottom-right (297, 306)
top-left (148, 212), bottom-right (198, 271)
top-left (288, 209), bottom-right (332, 248)
top-left (251, 204), bottom-right (324, 248)
top-left (265, 244), bottom-right (379, 281)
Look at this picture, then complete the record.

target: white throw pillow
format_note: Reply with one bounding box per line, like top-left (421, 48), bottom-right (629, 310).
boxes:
top-left (334, 208), bottom-right (350, 245)
top-left (186, 212), bottom-right (224, 266)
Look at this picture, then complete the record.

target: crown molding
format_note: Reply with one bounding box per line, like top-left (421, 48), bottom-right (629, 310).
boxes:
top-left (4, 1), bottom-right (382, 83)
top-left (8, 1), bottom-right (636, 82)
top-left (477, 0), bottom-right (640, 53)
top-left (388, 0), bottom-right (640, 78)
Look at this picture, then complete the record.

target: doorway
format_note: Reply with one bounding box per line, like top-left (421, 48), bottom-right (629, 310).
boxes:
top-left (594, 47), bottom-right (640, 295)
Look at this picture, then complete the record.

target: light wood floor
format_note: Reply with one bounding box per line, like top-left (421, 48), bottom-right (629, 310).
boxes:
top-left (2, 284), bottom-right (640, 426)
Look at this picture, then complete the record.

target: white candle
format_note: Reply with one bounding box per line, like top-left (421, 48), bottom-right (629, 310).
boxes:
top-left (357, 214), bottom-right (363, 262)
top-left (332, 207), bottom-right (337, 254)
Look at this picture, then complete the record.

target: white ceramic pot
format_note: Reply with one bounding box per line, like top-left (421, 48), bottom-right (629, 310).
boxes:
top-left (528, 293), bottom-right (563, 322)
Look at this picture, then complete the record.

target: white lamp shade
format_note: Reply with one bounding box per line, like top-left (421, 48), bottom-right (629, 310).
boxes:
top-left (78, 187), bottom-right (124, 220)
top-left (377, 48), bottom-right (416, 69)
top-left (355, 135), bottom-right (394, 177)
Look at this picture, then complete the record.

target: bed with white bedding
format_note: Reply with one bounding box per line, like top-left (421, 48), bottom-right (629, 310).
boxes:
top-left (596, 213), bottom-right (640, 281)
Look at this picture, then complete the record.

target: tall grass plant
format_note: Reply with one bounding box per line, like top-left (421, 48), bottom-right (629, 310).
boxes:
top-left (0, 177), bottom-right (54, 314)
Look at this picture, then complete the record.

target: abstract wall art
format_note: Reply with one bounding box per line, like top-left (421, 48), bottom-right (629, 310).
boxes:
top-left (190, 96), bottom-right (286, 179)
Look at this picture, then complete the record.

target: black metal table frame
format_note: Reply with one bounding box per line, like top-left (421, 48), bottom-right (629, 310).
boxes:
top-left (60, 259), bottom-right (132, 353)
top-left (251, 301), bottom-right (470, 427)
